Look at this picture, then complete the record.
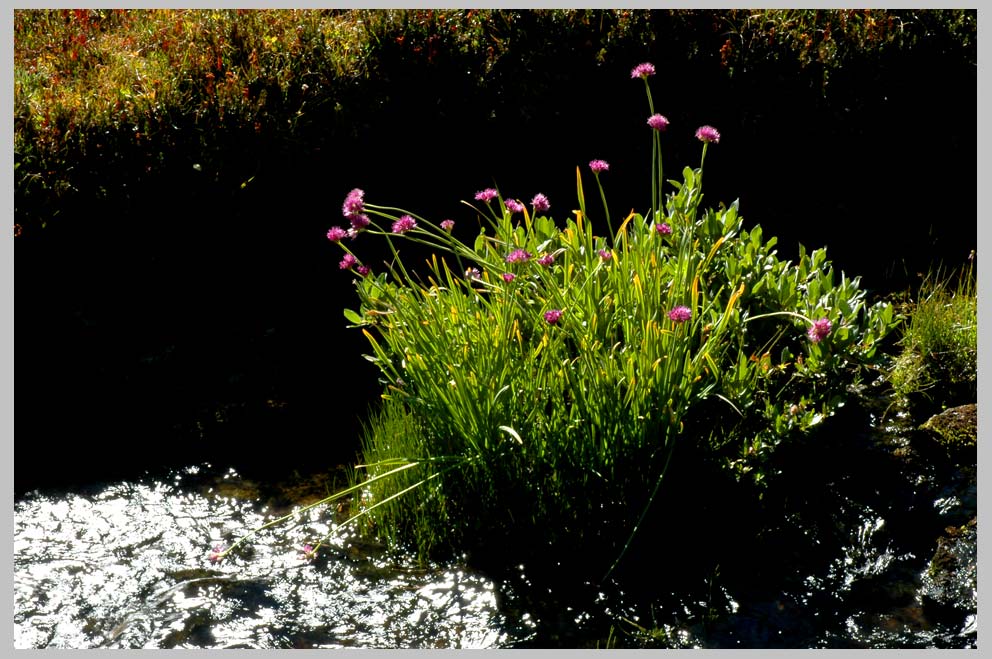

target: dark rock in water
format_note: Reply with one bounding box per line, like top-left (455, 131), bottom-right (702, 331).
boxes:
top-left (920, 517), bottom-right (977, 620)
top-left (903, 405), bottom-right (978, 633)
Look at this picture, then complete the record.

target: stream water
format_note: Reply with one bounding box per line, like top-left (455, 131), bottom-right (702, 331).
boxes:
top-left (14, 400), bottom-right (977, 649)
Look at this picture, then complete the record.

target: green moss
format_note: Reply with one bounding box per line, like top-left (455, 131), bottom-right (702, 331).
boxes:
top-left (921, 404), bottom-right (977, 451)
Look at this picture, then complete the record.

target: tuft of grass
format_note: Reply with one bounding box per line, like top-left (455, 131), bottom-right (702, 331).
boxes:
top-left (889, 255), bottom-right (977, 417)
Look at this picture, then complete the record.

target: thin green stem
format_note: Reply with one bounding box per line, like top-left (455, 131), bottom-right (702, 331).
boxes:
top-left (601, 435), bottom-right (677, 583)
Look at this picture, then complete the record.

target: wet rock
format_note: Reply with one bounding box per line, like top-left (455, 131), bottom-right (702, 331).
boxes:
top-left (918, 404), bottom-right (977, 466)
top-left (920, 517), bottom-right (977, 620)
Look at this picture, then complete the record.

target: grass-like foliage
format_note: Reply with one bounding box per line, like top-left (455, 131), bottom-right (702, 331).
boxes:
top-left (325, 65), bottom-right (897, 572)
top-left (889, 256), bottom-right (977, 417)
top-left (215, 64), bottom-right (898, 574)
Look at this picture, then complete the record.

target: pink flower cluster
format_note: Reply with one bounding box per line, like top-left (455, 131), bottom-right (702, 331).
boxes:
top-left (505, 248), bottom-right (532, 264)
top-left (668, 306), bottom-right (692, 323)
top-left (807, 318), bottom-right (832, 343)
top-left (531, 193), bottom-right (551, 213)
top-left (505, 199), bottom-right (525, 215)
top-left (343, 188), bottom-right (371, 233)
top-left (392, 215), bottom-right (417, 234)
top-left (647, 114), bottom-right (669, 131)
top-left (631, 62), bottom-right (656, 79)
top-left (695, 126), bottom-right (721, 144)
top-left (589, 159), bottom-right (610, 174)
top-left (475, 188), bottom-right (499, 203)
top-left (544, 309), bottom-right (563, 325)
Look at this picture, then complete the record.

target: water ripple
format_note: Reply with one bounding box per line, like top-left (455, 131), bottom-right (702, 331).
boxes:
top-left (14, 466), bottom-right (519, 649)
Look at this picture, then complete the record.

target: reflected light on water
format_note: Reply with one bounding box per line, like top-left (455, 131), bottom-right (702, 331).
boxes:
top-left (14, 466), bottom-right (522, 649)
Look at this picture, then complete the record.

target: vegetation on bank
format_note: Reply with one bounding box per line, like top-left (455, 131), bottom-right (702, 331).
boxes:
top-left (889, 257), bottom-right (978, 420)
top-left (14, 8), bottom-right (976, 234)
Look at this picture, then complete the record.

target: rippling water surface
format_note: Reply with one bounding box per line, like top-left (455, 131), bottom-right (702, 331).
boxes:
top-left (14, 465), bottom-right (531, 649)
top-left (14, 407), bottom-right (978, 649)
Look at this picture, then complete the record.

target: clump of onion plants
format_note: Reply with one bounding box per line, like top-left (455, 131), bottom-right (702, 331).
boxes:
top-left (213, 63), bottom-right (898, 575)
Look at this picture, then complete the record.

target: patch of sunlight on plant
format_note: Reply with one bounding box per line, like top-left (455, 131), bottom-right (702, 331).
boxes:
top-left (890, 258), bottom-right (977, 402)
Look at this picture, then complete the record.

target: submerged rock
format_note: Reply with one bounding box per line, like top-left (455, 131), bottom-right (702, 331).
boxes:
top-left (920, 517), bottom-right (977, 619)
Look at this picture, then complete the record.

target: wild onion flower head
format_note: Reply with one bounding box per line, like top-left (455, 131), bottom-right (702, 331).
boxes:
top-left (655, 222), bottom-right (672, 235)
top-left (465, 267), bottom-right (482, 279)
top-left (537, 253), bottom-right (555, 267)
top-left (208, 545), bottom-right (224, 563)
top-left (440, 219), bottom-right (455, 232)
top-left (668, 305), bottom-right (692, 323)
top-left (506, 199), bottom-right (525, 214)
top-left (647, 114), bottom-right (669, 131)
top-left (300, 544), bottom-right (316, 561)
top-left (326, 226), bottom-right (348, 242)
top-left (598, 249), bottom-right (612, 261)
top-left (531, 193), bottom-right (551, 213)
top-left (544, 309), bottom-right (563, 325)
top-left (475, 188), bottom-right (499, 203)
top-left (808, 317), bottom-right (832, 343)
top-left (631, 62), bottom-right (656, 79)
top-left (589, 159), bottom-right (610, 174)
top-left (502, 272), bottom-right (516, 283)
top-left (342, 188), bottom-right (365, 217)
top-left (349, 213), bottom-right (371, 231)
top-left (356, 265), bottom-right (370, 277)
top-left (695, 125), bottom-right (721, 144)
top-left (505, 248), bottom-right (532, 264)
top-left (339, 253), bottom-right (358, 270)
top-left (392, 215), bottom-right (417, 234)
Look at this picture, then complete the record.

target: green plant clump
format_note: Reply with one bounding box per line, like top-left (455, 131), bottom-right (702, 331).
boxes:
top-left (216, 63), bottom-right (898, 575)
top-left (889, 258), bottom-right (977, 416)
